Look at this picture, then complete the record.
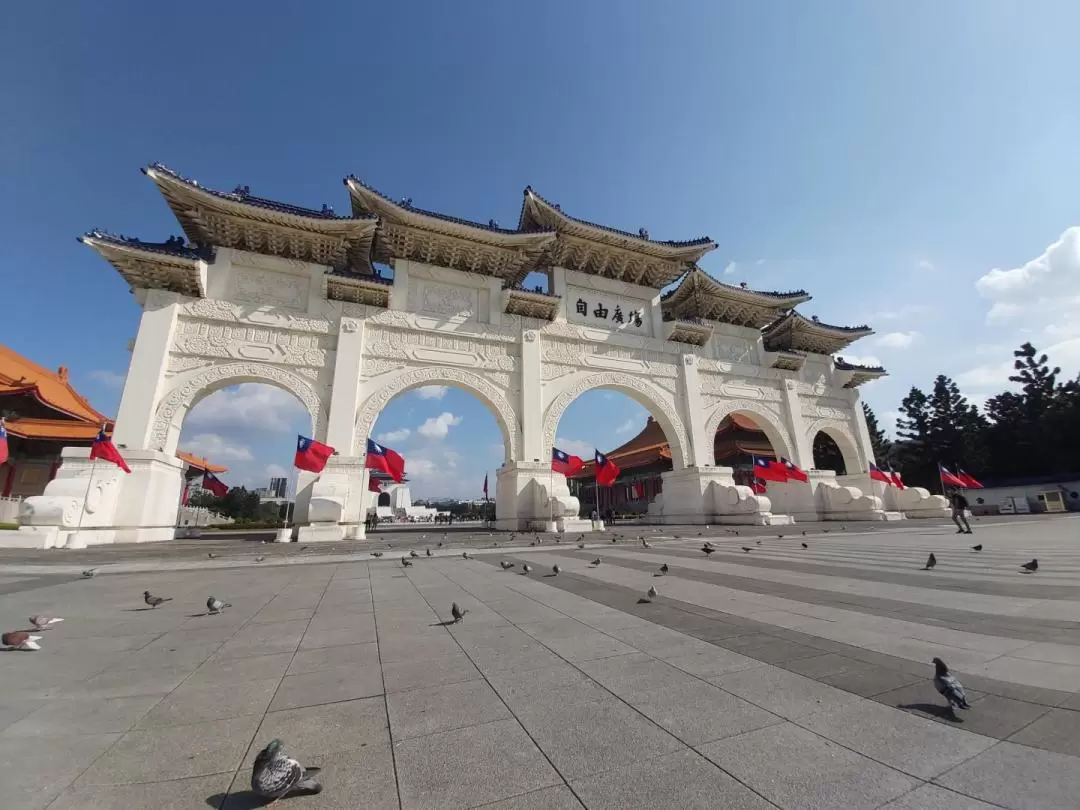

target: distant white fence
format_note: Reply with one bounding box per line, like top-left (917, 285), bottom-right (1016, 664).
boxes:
top-left (0, 496), bottom-right (22, 524)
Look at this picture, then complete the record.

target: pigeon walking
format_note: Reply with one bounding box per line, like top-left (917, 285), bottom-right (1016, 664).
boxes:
top-left (932, 657), bottom-right (970, 712)
top-left (29, 616), bottom-right (63, 631)
top-left (924, 553), bottom-right (937, 570)
top-left (254, 556), bottom-right (265, 563)
top-left (741, 546), bottom-right (751, 553)
top-left (426, 548), bottom-right (432, 557)
top-left (577, 542), bottom-right (586, 549)
top-left (659, 563), bottom-right (669, 575)
top-left (252, 738), bottom-right (322, 802)
top-left (644, 585), bottom-right (658, 602)
top-left (144, 591), bottom-right (171, 608)
top-left (402, 557), bottom-right (413, 567)
top-left (1, 631), bottom-right (41, 651)
top-left (410, 550), bottom-right (419, 558)
top-left (371, 551), bottom-right (384, 558)
top-left (451, 602), bottom-right (467, 623)
top-left (590, 557), bottom-right (602, 566)
top-left (1021, 558), bottom-right (1038, 573)
top-left (801, 542), bottom-right (808, 549)
top-left (81, 569), bottom-right (97, 578)
top-left (208, 552), bottom-right (218, 559)
top-left (702, 546), bottom-right (715, 555)
top-left (971, 544), bottom-right (983, 552)
top-left (552, 564), bottom-right (561, 576)
top-left (522, 563), bottom-right (532, 575)
top-left (641, 538), bottom-right (651, 548)
top-left (500, 560), bottom-right (514, 570)
top-left (207, 596), bottom-right (231, 614)
top-left (462, 552), bottom-right (473, 560)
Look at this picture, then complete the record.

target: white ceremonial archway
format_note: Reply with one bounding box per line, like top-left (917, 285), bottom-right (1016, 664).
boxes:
top-left (16, 167), bottom-right (888, 547)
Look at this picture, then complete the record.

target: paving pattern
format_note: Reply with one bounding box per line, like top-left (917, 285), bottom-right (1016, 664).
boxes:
top-left (1, 515), bottom-right (1079, 809)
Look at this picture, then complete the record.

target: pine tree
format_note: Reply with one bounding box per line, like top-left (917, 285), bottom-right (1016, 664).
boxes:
top-left (894, 387), bottom-right (934, 488)
top-left (861, 403), bottom-right (892, 466)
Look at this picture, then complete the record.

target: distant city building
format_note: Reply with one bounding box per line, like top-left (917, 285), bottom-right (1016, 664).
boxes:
top-left (269, 477), bottom-right (287, 498)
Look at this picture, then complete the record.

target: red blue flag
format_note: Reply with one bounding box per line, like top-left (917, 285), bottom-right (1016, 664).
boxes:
top-left (888, 467), bottom-right (905, 489)
top-left (753, 456), bottom-right (788, 483)
top-left (90, 426), bottom-right (130, 473)
top-left (939, 463), bottom-right (966, 488)
top-left (869, 462), bottom-right (893, 485)
top-left (780, 458), bottom-right (809, 483)
top-left (957, 468), bottom-right (983, 489)
top-left (551, 447), bottom-right (584, 477)
top-left (594, 450), bottom-right (620, 487)
top-left (295, 435), bottom-right (336, 474)
top-left (364, 438), bottom-right (404, 482)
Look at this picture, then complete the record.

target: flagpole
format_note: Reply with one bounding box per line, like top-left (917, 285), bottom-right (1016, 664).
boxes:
top-left (74, 457), bottom-right (97, 542)
top-left (938, 462), bottom-right (946, 496)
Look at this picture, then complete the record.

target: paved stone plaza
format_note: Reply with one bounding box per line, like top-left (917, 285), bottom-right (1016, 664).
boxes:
top-left (2, 515), bottom-right (1080, 809)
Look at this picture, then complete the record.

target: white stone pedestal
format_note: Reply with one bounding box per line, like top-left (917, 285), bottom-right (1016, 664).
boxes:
top-left (496, 461), bottom-right (556, 531)
top-left (558, 517), bottom-right (597, 534)
top-left (651, 466), bottom-right (784, 525)
top-left (304, 456), bottom-right (367, 539)
top-left (274, 529), bottom-right (293, 543)
top-left (297, 523), bottom-right (347, 542)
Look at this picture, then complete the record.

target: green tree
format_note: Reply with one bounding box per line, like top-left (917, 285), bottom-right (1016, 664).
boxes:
top-left (894, 386), bottom-right (934, 488)
top-left (861, 402), bottom-right (892, 465)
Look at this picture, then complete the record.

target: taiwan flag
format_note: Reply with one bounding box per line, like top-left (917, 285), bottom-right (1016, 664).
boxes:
top-left (295, 435), bottom-right (336, 473)
top-left (752, 456), bottom-right (788, 483)
top-left (90, 427), bottom-right (131, 473)
top-left (751, 479), bottom-right (768, 494)
top-left (630, 482), bottom-right (645, 500)
top-left (869, 463), bottom-right (893, 485)
top-left (365, 438), bottom-right (405, 483)
top-left (939, 464), bottom-right (966, 488)
top-left (551, 447), bottom-right (584, 477)
top-left (202, 471), bottom-right (229, 498)
top-left (595, 450), bottom-right (620, 487)
top-left (888, 467), bottom-right (905, 489)
top-left (780, 458), bottom-right (809, 483)
top-left (0, 419), bottom-right (8, 466)
top-left (368, 476), bottom-right (382, 493)
top-left (957, 469), bottom-right (984, 489)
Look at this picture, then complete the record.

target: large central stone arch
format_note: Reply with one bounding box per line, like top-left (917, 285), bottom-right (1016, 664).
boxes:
top-left (704, 400), bottom-right (793, 463)
top-left (542, 372), bottom-right (689, 468)
top-left (354, 366), bottom-right (522, 463)
top-left (150, 362), bottom-right (326, 455)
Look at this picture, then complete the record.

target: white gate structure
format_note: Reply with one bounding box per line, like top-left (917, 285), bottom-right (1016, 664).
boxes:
top-left (16, 165), bottom-right (947, 548)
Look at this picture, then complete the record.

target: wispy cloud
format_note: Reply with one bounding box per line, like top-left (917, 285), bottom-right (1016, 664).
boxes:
top-left (186, 384), bottom-right (308, 433)
top-left (377, 428), bottom-right (410, 443)
top-left (916, 259), bottom-right (934, 271)
top-left (723, 261), bottom-right (737, 275)
top-left (417, 412), bottom-right (462, 439)
top-left (180, 433), bottom-right (253, 462)
top-left (555, 437), bottom-right (593, 459)
top-left (875, 331), bottom-right (918, 349)
top-left (615, 418), bottom-right (638, 434)
top-left (414, 386), bottom-right (448, 400)
top-left (89, 370), bottom-right (125, 388)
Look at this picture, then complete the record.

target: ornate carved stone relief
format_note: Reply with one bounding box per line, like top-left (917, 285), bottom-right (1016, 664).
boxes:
top-left (354, 367), bottom-right (520, 460)
top-left (362, 358), bottom-right (407, 378)
top-left (363, 326), bottom-right (520, 373)
top-left (699, 374), bottom-right (782, 402)
top-left (541, 363), bottom-right (578, 382)
top-left (542, 373), bottom-right (689, 467)
top-left (542, 337), bottom-right (677, 377)
top-left (713, 337), bottom-right (755, 364)
top-left (365, 309), bottom-right (520, 342)
top-left (173, 319), bottom-right (329, 367)
top-left (407, 279), bottom-right (477, 319)
top-left (231, 268), bottom-right (309, 309)
top-left (180, 298), bottom-right (331, 334)
top-left (166, 356), bottom-right (213, 375)
top-left (150, 362), bottom-right (325, 452)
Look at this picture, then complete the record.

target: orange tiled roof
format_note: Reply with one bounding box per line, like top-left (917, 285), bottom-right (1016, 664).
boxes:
top-left (3, 417), bottom-right (103, 441)
top-left (176, 451), bottom-right (228, 474)
top-left (0, 344), bottom-right (110, 424)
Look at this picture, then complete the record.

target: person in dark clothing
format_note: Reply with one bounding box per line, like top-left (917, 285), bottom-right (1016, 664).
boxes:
top-left (950, 490), bottom-right (972, 534)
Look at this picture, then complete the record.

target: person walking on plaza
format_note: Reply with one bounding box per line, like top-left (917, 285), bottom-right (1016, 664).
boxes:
top-left (950, 490), bottom-right (972, 534)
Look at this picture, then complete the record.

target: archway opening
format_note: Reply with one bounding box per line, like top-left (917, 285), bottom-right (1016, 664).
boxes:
top-left (812, 431), bottom-right (847, 475)
top-left (713, 412), bottom-right (790, 488)
top-left (365, 383), bottom-right (506, 526)
top-left (551, 388), bottom-right (671, 521)
top-left (177, 383), bottom-right (311, 528)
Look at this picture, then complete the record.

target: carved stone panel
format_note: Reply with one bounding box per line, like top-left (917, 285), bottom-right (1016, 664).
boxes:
top-left (180, 298), bottom-right (331, 333)
top-left (173, 319), bottom-right (329, 367)
top-left (364, 326), bottom-right (519, 373)
top-left (231, 268), bottom-right (309, 309)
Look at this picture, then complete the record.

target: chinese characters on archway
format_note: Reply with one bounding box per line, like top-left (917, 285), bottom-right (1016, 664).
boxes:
top-left (575, 298), bottom-right (644, 327)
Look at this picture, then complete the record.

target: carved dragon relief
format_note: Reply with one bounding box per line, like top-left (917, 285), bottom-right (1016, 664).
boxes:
top-left (150, 362), bottom-right (326, 453)
top-left (354, 367), bottom-right (521, 461)
top-left (541, 372), bottom-right (689, 468)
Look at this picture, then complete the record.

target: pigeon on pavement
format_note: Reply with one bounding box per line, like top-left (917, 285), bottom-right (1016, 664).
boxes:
top-left (645, 585), bottom-right (658, 602)
top-left (522, 563), bottom-right (532, 575)
top-left (81, 569), bottom-right (97, 578)
top-left (500, 560), bottom-right (514, 570)
top-left (641, 538), bottom-right (651, 548)
top-left (924, 553), bottom-right (937, 570)
top-left (741, 546), bottom-right (751, 553)
top-left (971, 544), bottom-right (983, 552)
top-left (1022, 559), bottom-right (1039, 572)
top-left (577, 542), bottom-right (586, 549)
top-left (208, 552), bottom-right (218, 559)
top-left (410, 550), bottom-right (419, 558)
top-left (254, 556), bottom-right (265, 563)
top-left (702, 546), bottom-right (715, 555)
top-left (590, 557), bottom-right (602, 566)
top-left (371, 551), bottom-right (384, 558)
top-left (29, 616), bottom-right (63, 631)
top-left (402, 557), bottom-right (413, 567)
top-left (1, 631), bottom-right (41, 651)
top-left (252, 738), bottom-right (322, 802)
top-left (801, 542), bottom-right (808, 549)
top-left (552, 564), bottom-right (561, 576)
top-left (426, 549), bottom-right (432, 557)
top-left (144, 591), bottom-right (171, 608)
top-left (451, 602), bottom-right (467, 623)
top-left (659, 563), bottom-right (669, 575)
top-left (207, 596), bottom-right (231, 614)
top-left (462, 552), bottom-right (473, 559)
top-left (932, 657), bottom-right (970, 712)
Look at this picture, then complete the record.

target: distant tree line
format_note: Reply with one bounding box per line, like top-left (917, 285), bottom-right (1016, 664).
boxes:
top-left (862, 342), bottom-right (1080, 490)
top-left (187, 487), bottom-right (289, 524)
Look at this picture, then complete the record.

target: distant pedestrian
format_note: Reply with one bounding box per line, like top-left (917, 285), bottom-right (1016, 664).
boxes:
top-left (950, 490), bottom-right (972, 534)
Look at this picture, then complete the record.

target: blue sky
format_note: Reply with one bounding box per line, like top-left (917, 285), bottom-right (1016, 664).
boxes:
top-left (3, 2), bottom-right (1079, 498)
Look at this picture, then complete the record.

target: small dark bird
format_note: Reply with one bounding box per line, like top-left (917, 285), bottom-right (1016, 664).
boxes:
top-left (741, 546), bottom-right (751, 553)
top-left (410, 550), bottom-right (419, 558)
top-left (801, 542), bottom-right (808, 549)
top-left (402, 557), bottom-right (413, 567)
top-left (971, 544), bottom-right (983, 552)
top-left (1022, 559), bottom-right (1039, 573)
top-left (777, 534), bottom-right (784, 540)
top-left (924, 553), bottom-right (937, 570)
top-left (552, 564), bottom-right (561, 576)
top-left (643, 585), bottom-right (658, 603)
top-left (462, 552), bottom-right (473, 560)
top-left (426, 549), bottom-right (432, 557)
top-left (81, 569), bottom-right (97, 578)
top-left (451, 602), bottom-right (467, 623)
top-left (590, 557), bottom-right (602, 566)
top-left (143, 591), bottom-right (171, 608)
top-left (522, 563), bottom-right (532, 575)
top-left (801, 531), bottom-right (806, 536)
top-left (252, 738), bottom-right (322, 802)
top-left (756, 540), bottom-right (762, 545)
top-left (208, 552), bottom-right (218, 559)
top-left (371, 551), bottom-right (384, 558)
top-left (254, 556), bottom-right (265, 563)
top-left (659, 564), bottom-right (669, 574)
top-left (932, 657), bottom-right (970, 712)
top-left (500, 560), bottom-right (514, 570)
top-left (207, 596), bottom-right (231, 614)
top-left (641, 538), bottom-right (651, 548)
top-left (702, 546), bottom-right (715, 555)
top-left (822, 529), bottom-right (830, 534)
top-left (578, 542), bottom-right (585, 549)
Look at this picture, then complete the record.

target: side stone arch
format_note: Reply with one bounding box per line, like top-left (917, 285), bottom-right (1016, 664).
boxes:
top-left (354, 366), bottom-right (521, 463)
top-left (149, 362), bottom-right (327, 455)
top-left (704, 400), bottom-right (793, 463)
top-left (542, 372), bottom-right (690, 469)
top-left (807, 419), bottom-right (865, 473)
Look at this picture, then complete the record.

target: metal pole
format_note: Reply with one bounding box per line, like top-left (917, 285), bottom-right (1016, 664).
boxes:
top-left (73, 458), bottom-right (97, 542)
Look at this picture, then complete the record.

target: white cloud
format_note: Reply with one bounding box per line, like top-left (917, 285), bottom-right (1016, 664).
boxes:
top-left (916, 259), bottom-right (934, 271)
top-left (417, 412), bottom-right (462, 439)
top-left (265, 463), bottom-right (289, 479)
top-left (875, 331), bottom-right (918, 349)
top-left (89, 370), bottom-right (125, 388)
top-left (863, 303), bottom-right (931, 322)
top-left (615, 419), bottom-right (637, 434)
top-left (555, 437), bottom-right (593, 459)
top-left (882, 411), bottom-right (902, 433)
top-left (180, 433), bottom-right (253, 462)
top-left (976, 225), bottom-right (1080, 324)
top-left (377, 428), bottom-right (411, 443)
top-left (414, 386), bottom-right (448, 400)
top-left (186, 384), bottom-right (308, 433)
top-left (723, 261), bottom-right (737, 275)
top-left (956, 360), bottom-right (1014, 390)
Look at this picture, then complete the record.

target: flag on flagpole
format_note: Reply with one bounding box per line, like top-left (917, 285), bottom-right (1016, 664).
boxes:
top-left (868, 462), bottom-right (893, 485)
top-left (752, 456), bottom-right (788, 483)
top-left (483, 474), bottom-right (489, 500)
top-left (295, 435), bottom-right (336, 473)
top-left (364, 438), bottom-right (405, 482)
top-left (780, 458), bottom-right (809, 483)
top-left (888, 466), bottom-right (905, 489)
top-left (956, 468), bottom-right (984, 489)
top-left (939, 463), bottom-right (966, 488)
top-left (90, 426), bottom-right (131, 473)
top-left (551, 448), bottom-right (584, 476)
top-left (0, 419), bottom-right (8, 466)
top-left (368, 476), bottom-right (382, 493)
top-left (202, 471), bottom-right (229, 498)
top-left (751, 479), bottom-right (768, 494)
top-left (594, 450), bottom-right (620, 487)
top-left (181, 483), bottom-right (191, 506)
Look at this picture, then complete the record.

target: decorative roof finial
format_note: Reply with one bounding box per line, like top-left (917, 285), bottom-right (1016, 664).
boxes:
top-left (488, 218), bottom-right (499, 229)
top-left (638, 227), bottom-right (650, 239)
top-left (811, 315), bottom-right (820, 322)
top-left (233, 184), bottom-right (250, 198)
top-left (739, 282), bottom-right (748, 289)
top-left (321, 203), bottom-right (334, 215)
top-left (400, 197), bottom-right (412, 208)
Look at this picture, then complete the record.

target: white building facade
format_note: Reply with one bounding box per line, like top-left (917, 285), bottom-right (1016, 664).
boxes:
top-left (15, 165), bottom-right (948, 548)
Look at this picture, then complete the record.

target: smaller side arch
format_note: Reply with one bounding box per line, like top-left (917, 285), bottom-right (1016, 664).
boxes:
top-left (354, 366), bottom-right (521, 462)
top-left (150, 362), bottom-right (325, 455)
top-left (704, 401), bottom-right (793, 463)
top-left (541, 372), bottom-right (690, 468)
top-left (807, 419), bottom-right (864, 474)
